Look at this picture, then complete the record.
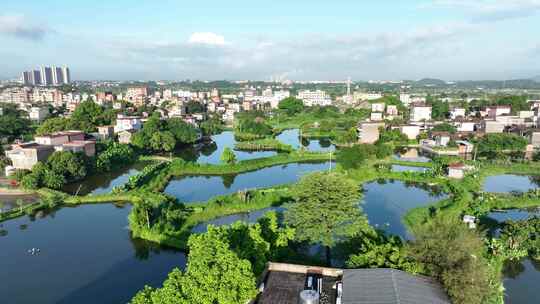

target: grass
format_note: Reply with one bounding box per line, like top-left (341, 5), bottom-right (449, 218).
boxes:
top-left (144, 151), bottom-right (333, 192)
top-left (132, 186), bottom-right (294, 250)
top-left (234, 138), bottom-right (293, 152)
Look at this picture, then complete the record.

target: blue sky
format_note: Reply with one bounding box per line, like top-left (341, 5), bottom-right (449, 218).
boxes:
top-left (1, 0), bottom-right (540, 81)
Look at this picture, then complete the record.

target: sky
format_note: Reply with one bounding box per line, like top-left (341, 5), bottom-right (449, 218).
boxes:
top-left (1, 0), bottom-right (540, 81)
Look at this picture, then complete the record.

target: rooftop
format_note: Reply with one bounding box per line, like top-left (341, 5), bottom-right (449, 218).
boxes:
top-left (342, 269), bottom-right (451, 304)
top-left (256, 263), bottom-right (450, 304)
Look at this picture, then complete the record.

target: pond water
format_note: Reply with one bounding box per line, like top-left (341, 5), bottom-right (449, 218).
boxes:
top-left (361, 180), bottom-right (447, 239)
top-left (393, 147), bottom-right (431, 163)
top-left (175, 131), bottom-right (277, 164)
top-left (276, 129), bottom-right (335, 152)
top-left (485, 207), bottom-right (540, 304)
top-left (503, 258), bottom-right (540, 304)
top-left (486, 208), bottom-right (540, 222)
top-left (62, 162), bottom-right (150, 196)
top-left (0, 204), bottom-right (186, 304)
top-left (391, 165), bottom-right (428, 173)
top-left (190, 179), bottom-right (446, 240)
top-left (483, 174), bottom-right (540, 193)
top-left (164, 162), bottom-right (331, 203)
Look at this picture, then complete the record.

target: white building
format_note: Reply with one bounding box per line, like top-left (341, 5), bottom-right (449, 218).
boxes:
top-left (114, 115), bottom-right (143, 133)
top-left (354, 92), bottom-right (383, 101)
top-left (371, 103), bottom-right (385, 112)
top-left (450, 108), bottom-right (466, 120)
top-left (399, 93), bottom-right (411, 106)
top-left (29, 106), bottom-right (49, 122)
top-left (454, 121), bottom-right (475, 132)
top-left (410, 104), bottom-right (432, 122)
top-left (400, 125), bottom-right (420, 140)
top-left (297, 90), bottom-right (332, 107)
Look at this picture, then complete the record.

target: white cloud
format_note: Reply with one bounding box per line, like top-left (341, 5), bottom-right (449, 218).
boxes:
top-left (425, 0), bottom-right (540, 21)
top-left (0, 14), bottom-right (49, 40)
top-left (100, 22), bottom-right (482, 80)
top-left (188, 32), bottom-right (226, 46)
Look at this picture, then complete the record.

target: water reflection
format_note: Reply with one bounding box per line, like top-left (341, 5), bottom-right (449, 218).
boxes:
top-left (0, 204), bottom-right (186, 304)
top-left (165, 162), bottom-right (330, 203)
top-left (276, 129), bottom-right (335, 152)
top-left (361, 180), bottom-right (446, 239)
top-left (393, 147), bottom-right (431, 163)
top-left (391, 165), bottom-right (427, 173)
top-left (483, 175), bottom-right (540, 193)
top-left (187, 131), bottom-right (277, 164)
top-left (63, 162), bottom-right (150, 195)
top-left (503, 258), bottom-right (540, 304)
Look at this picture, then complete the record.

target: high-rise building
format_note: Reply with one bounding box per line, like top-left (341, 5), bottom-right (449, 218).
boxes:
top-left (40, 66), bottom-right (53, 86)
top-left (21, 66), bottom-right (71, 86)
top-left (52, 66), bottom-right (64, 85)
top-left (62, 66), bottom-right (71, 84)
top-left (32, 70), bottom-right (42, 86)
top-left (22, 71), bottom-right (32, 85)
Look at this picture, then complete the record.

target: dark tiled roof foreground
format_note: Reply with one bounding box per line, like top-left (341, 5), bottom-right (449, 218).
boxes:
top-left (342, 269), bottom-right (451, 304)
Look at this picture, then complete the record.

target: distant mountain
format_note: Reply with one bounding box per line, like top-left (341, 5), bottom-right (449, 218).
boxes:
top-left (415, 78), bottom-right (447, 86)
top-left (531, 75), bottom-right (540, 83)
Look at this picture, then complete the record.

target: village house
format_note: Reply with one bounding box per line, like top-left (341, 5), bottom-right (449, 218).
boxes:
top-left (118, 129), bottom-right (137, 144)
top-left (114, 114), bottom-right (143, 133)
top-left (447, 162), bottom-right (467, 179)
top-left (5, 130), bottom-right (96, 170)
top-left (97, 126), bottom-right (115, 140)
top-left (528, 129), bottom-right (540, 148)
top-left (399, 125), bottom-right (420, 140)
top-left (463, 215), bottom-right (477, 229)
top-left (358, 122), bottom-right (385, 144)
top-left (371, 102), bottom-right (385, 112)
top-left (482, 120), bottom-right (505, 133)
top-left (410, 103), bottom-right (432, 122)
top-left (35, 131), bottom-right (95, 157)
top-left (386, 105), bottom-right (398, 116)
top-left (256, 262), bottom-right (450, 304)
top-left (449, 107), bottom-right (466, 120)
top-left (5, 143), bottom-right (55, 170)
top-left (370, 112), bottom-right (383, 121)
top-left (453, 120), bottom-right (476, 132)
top-left (485, 105), bottom-right (511, 118)
top-left (28, 106), bottom-right (49, 122)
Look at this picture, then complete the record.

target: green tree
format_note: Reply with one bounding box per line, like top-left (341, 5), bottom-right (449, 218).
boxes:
top-left (70, 99), bottom-right (115, 132)
top-left (96, 142), bottom-right (136, 172)
top-left (166, 118), bottom-right (199, 144)
top-left (200, 116), bottom-right (224, 135)
top-left (336, 144), bottom-right (374, 169)
top-left (278, 97), bottom-right (304, 115)
top-left (0, 104), bottom-right (32, 141)
top-left (42, 170), bottom-right (66, 189)
top-left (432, 123), bottom-right (457, 133)
top-left (476, 133), bottom-right (528, 155)
top-left (132, 226), bottom-right (258, 304)
top-left (428, 98), bottom-right (449, 120)
top-left (406, 216), bottom-right (493, 304)
top-left (346, 230), bottom-right (421, 273)
top-left (46, 151), bottom-right (87, 181)
top-left (285, 172), bottom-right (367, 265)
top-left (150, 131), bottom-right (176, 152)
top-left (220, 147), bottom-right (236, 164)
top-left (377, 128), bottom-right (408, 144)
top-left (35, 117), bottom-right (73, 135)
